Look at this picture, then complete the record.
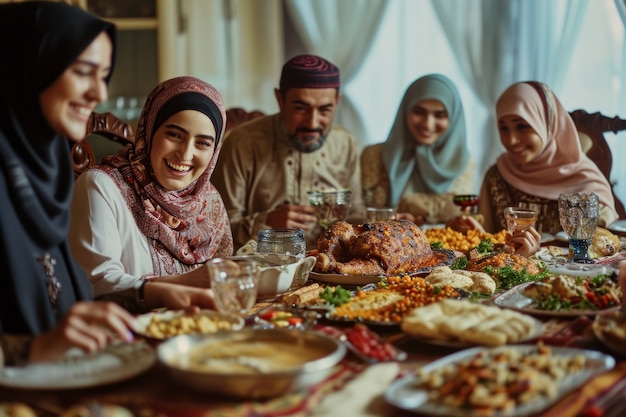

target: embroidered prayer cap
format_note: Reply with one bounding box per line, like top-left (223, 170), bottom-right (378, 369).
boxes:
top-left (279, 54), bottom-right (340, 92)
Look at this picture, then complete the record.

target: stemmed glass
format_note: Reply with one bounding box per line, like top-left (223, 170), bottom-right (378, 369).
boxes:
top-left (307, 190), bottom-right (353, 229)
top-left (558, 192), bottom-right (599, 264)
top-left (206, 258), bottom-right (260, 317)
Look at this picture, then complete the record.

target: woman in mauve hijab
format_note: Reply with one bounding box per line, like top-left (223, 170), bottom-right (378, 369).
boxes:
top-left (479, 81), bottom-right (617, 235)
top-left (69, 76), bottom-right (233, 311)
top-left (361, 74), bottom-right (473, 225)
top-left (0, 1), bottom-right (136, 365)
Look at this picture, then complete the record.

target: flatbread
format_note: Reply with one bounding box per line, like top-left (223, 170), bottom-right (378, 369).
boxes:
top-left (402, 299), bottom-right (537, 346)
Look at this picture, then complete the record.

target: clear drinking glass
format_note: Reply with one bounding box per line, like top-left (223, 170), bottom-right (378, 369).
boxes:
top-left (504, 207), bottom-right (538, 234)
top-left (365, 207), bottom-right (396, 222)
top-left (558, 192), bottom-right (599, 264)
top-left (307, 190), bottom-right (352, 229)
top-left (207, 258), bottom-right (260, 316)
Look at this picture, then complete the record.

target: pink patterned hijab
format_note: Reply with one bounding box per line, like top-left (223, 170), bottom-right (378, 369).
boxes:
top-left (496, 81), bottom-right (616, 215)
top-left (96, 76), bottom-right (233, 274)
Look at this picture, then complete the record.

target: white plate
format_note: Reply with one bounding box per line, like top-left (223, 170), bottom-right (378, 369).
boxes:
top-left (133, 309), bottom-right (244, 339)
top-left (540, 232), bottom-right (555, 243)
top-left (555, 231), bottom-right (569, 242)
top-left (546, 262), bottom-right (616, 278)
top-left (607, 219), bottom-right (626, 233)
top-left (0, 342), bottom-right (155, 390)
top-left (385, 345), bottom-right (614, 417)
top-left (493, 282), bottom-right (620, 317)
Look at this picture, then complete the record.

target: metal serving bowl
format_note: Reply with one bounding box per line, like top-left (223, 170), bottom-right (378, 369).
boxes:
top-left (157, 328), bottom-right (346, 399)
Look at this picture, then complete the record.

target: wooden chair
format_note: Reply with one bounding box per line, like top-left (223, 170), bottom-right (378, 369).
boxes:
top-left (225, 107), bottom-right (265, 135)
top-left (71, 112), bottom-right (134, 178)
top-left (569, 109), bottom-right (626, 218)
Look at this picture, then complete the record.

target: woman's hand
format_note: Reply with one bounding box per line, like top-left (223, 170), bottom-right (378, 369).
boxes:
top-left (394, 212), bottom-right (420, 224)
top-left (145, 281), bottom-right (216, 311)
top-left (29, 301), bottom-right (135, 363)
top-left (445, 215), bottom-right (485, 234)
top-left (507, 227), bottom-right (541, 257)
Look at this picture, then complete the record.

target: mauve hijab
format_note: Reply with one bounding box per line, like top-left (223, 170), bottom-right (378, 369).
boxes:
top-left (495, 81), bottom-right (616, 216)
top-left (382, 74), bottom-right (469, 207)
top-left (96, 76), bottom-right (234, 274)
top-left (0, 1), bottom-right (116, 334)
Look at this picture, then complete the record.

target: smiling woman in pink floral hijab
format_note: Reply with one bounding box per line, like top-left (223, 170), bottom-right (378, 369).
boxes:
top-left (70, 76), bottom-right (233, 312)
top-left (479, 81), bottom-right (617, 234)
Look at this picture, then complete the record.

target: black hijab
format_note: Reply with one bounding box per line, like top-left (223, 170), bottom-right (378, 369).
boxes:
top-left (0, 1), bottom-right (116, 334)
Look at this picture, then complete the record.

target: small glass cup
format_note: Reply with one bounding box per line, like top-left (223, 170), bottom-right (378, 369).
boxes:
top-left (307, 190), bottom-right (352, 229)
top-left (558, 192), bottom-right (599, 264)
top-left (207, 258), bottom-right (259, 316)
top-left (365, 207), bottom-right (396, 222)
top-left (504, 206), bottom-right (538, 234)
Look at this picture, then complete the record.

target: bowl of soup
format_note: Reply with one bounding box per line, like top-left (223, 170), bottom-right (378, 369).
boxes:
top-left (157, 328), bottom-right (346, 399)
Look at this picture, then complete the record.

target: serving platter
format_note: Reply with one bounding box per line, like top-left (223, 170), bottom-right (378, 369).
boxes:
top-left (133, 309), bottom-right (244, 340)
top-left (0, 342), bottom-right (155, 390)
top-left (309, 248), bottom-right (456, 286)
top-left (592, 311), bottom-right (626, 356)
top-left (385, 345), bottom-right (614, 417)
top-left (493, 282), bottom-right (620, 318)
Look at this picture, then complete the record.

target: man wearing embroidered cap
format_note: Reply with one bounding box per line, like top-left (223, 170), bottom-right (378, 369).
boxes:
top-left (213, 54), bottom-right (363, 249)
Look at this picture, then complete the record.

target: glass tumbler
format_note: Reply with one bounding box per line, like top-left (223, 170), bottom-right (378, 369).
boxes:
top-left (207, 258), bottom-right (260, 316)
top-left (504, 207), bottom-right (538, 234)
top-left (307, 190), bottom-right (353, 229)
top-left (365, 207), bottom-right (396, 222)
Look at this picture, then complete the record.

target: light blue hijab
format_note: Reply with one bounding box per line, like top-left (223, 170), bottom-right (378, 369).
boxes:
top-left (382, 74), bottom-right (469, 207)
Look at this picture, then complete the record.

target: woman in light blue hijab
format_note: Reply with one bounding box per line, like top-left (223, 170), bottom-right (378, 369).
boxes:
top-left (361, 74), bottom-right (473, 224)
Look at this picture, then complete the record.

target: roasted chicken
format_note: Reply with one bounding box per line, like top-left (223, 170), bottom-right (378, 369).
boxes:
top-left (314, 219), bottom-right (448, 275)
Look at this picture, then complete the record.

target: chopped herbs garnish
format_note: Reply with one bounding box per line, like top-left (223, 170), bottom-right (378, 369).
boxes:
top-left (319, 285), bottom-right (353, 306)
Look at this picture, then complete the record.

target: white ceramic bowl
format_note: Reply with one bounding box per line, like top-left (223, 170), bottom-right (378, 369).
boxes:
top-left (231, 254), bottom-right (316, 298)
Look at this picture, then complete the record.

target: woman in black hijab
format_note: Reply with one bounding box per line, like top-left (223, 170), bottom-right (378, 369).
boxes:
top-left (0, 1), bottom-right (135, 365)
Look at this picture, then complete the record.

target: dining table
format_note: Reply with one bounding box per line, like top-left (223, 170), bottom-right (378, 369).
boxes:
top-left (2, 237), bottom-right (626, 417)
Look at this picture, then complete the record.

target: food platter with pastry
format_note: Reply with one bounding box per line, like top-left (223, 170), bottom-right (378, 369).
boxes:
top-left (554, 227), bottom-right (622, 257)
top-left (385, 343), bottom-right (615, 417)
top-left (133, 309), bottom-right (245, 340)
top-left (493, 273), bottom-right (622, 317)
top-left (322, 275), bottom-right (461, 326)
top-left (310, 219), bottom-right (456, 286)
top-left (592, 310), bottom-right (626, 355)
top-left (444, 237), bottom-right (550, 292)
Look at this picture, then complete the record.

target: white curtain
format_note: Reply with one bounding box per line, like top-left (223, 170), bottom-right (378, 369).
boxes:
top-left (158, 0), bottom-right (284, 112)
top-left (283, 0), bottom-right (388, 144)
top-left (431, 0), bottom-right (587, 178)
top-left (616, 0), bottom-right (626, 23)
